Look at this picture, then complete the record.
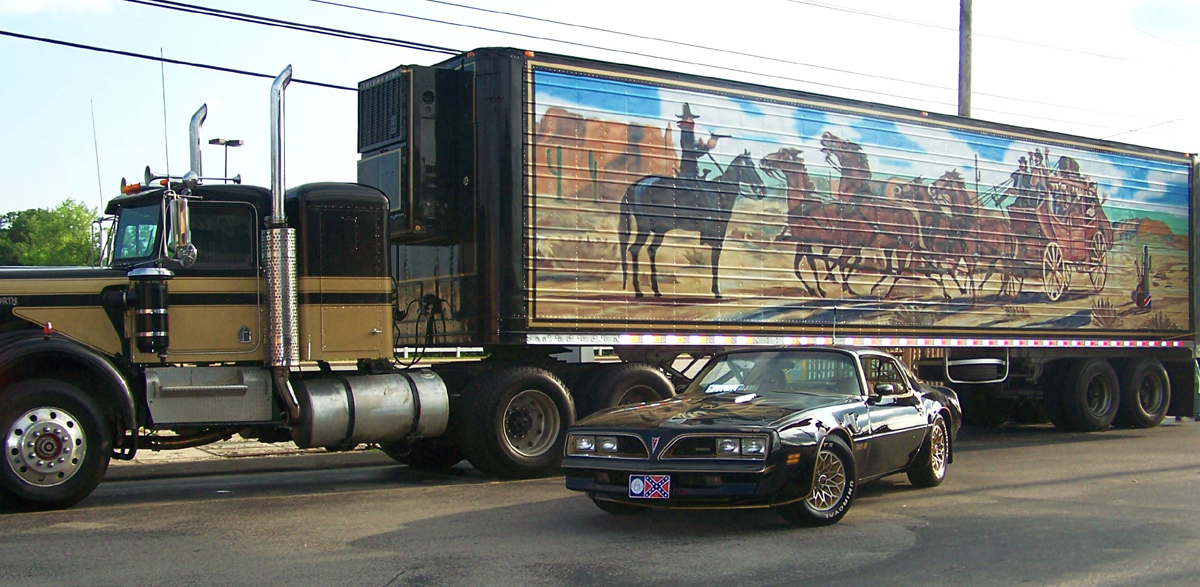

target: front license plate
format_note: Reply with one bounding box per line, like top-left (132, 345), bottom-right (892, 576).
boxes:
top-left (628, 474), bottom-right (671, 499)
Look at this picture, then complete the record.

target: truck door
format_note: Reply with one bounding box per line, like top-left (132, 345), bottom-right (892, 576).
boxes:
top-left (152, 202), bottom-right (262, 361)
top-left (862, 354), bottom-right (927, 477)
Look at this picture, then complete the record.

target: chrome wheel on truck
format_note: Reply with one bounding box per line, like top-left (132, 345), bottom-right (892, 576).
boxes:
top-left (1, 379), bottom-right (111, 511)
top-left (503, 389), bottom-right (561, 458)
top-left (459, 366), bottom-right (575, 479)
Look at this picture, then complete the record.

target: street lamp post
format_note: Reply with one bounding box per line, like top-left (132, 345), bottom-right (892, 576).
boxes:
top-left (208, 138), bottom-right (244, 180)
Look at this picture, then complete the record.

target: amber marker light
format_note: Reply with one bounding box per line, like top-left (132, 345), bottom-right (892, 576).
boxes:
top-left (524, 50), bottom-right (536, 57)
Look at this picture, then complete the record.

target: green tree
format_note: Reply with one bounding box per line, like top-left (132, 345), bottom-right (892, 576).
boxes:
top-left (0, 199), bottom-right (100, 266)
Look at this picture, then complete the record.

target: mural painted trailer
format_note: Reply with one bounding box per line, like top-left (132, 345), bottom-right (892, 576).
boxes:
top-left (358, 48), bottom-right (1198, 437)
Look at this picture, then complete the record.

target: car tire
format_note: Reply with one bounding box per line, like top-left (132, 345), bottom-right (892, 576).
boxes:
top-left (592, 498), bottom-right (647, 516)
top-left (776, 435), bottom-right (856, 527)
top-left (1059, 358), bottom-right (1120, 432)
top-left (378, 439), bottom-right (464, 471)
top-left (1114, 358), bottom-right (1170, 429)
top-left (1, 378), bottom-right (111, 511)
top-left (580, 363), bottom-right (673, 416)
top-left (907, 416), bottom-right (949, 488)
top-left (459, 366), bottom-right (575, 479)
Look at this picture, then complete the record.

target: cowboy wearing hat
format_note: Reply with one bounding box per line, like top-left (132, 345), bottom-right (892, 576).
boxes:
top-left (676, 103), bottom-right (722, 179)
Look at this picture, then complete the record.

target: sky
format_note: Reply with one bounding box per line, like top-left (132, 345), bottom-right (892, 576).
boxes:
top-left (1, 0), bottom-right (1197, 216)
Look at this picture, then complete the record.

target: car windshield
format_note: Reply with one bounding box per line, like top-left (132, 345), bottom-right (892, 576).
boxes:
top-left (683, 350), bottom-right (862, 398)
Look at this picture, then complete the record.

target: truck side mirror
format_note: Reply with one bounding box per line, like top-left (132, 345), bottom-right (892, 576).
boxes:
top-left (873, 383), bottom-right (896, 396)
top-left (168, 195), bottom-right (197, 267)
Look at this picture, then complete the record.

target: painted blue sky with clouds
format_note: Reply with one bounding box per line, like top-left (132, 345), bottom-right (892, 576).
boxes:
top-left (534, 68), bottom-right (1190, 213)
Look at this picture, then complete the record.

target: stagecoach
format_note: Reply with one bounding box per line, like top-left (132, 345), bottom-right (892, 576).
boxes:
top-left (1007, 173), bottom-right (1113, 301)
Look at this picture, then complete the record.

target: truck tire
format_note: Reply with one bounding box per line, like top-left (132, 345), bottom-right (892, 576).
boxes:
top-left (1058, 358), bottom-right (1120, 432)
top-left (580, 363), bottom-right (673, 416)
top-left (1114, 358), bottom-right (1170, 429)
top-left (459, 366), bottom-right (575, 479)
top-left (378, 439), bottom-right (464, 471)
top-left (1, 378), bottom-right (111, 511)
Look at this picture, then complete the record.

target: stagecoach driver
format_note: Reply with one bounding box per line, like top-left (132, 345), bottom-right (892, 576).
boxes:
top-left (675, 103), bottom-right (722, 179)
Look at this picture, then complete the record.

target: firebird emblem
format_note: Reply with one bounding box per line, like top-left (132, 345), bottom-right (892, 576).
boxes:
top-left (651, 437), bottom-right (660, 453)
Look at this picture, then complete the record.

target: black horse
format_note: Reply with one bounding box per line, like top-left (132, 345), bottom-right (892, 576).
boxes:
top-left (620, 151), bottom-right (766, 298)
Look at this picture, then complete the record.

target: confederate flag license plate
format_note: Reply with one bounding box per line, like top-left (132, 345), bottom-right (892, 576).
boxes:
top-left (628, 474), bottom-right (671, 499)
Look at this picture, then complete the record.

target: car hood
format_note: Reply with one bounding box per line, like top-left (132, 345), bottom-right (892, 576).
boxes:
top-left (577, 392), bottom-right (856, 430)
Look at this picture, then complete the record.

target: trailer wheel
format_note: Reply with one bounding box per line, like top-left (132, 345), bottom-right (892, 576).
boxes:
top-left (1, 379), bottom-right (111, 511)
top-left (1114, 358), bottom-right (1170, 429)
top-left (1058, 358), bottom-right (1120, 432)
top-left (378, 439), bottom-right (464, 471)
top-left (459, 366), bottom-right (574, 479)
top-left (580, 363), bottom-right (673, 416)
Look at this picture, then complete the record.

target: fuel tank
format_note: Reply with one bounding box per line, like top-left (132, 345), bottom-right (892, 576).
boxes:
top-left (290, 370), bottom-right (449, 448)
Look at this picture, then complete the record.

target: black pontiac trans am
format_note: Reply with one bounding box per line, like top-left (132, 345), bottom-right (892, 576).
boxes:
top-left (563, 347), bottom-right (961, 526)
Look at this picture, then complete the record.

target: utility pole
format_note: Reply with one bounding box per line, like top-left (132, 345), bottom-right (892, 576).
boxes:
top-left (959, 0), bottom-right (972, 118)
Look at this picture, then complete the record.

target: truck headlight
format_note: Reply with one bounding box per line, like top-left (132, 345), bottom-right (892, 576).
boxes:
top-left (597, 436), bottom-right (619, 453)
top-left (741, 437), bottom-right (767, 456)
top-left (572, 435), bottom-right (595, 453)
top-left (716, 437), bottom-right (740, 455)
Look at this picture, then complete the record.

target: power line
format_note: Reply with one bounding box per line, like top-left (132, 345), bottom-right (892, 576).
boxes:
top-left (127, 0), bottom-right (1159, 127)
top-left (0, 29), bottom-right (356, 91)
top-left (314, 0), bottom-right (1158, 124)
top-left (393, 0), bottom-right (1152, 120)
top-left (296, 0), bottom-right (960, 110)
top-left (122, 0), bottom-right (457, 55)
top-left (365, 0), bottom-right (958, 94)
top-left (780, 0), bottom-right (1142, 64)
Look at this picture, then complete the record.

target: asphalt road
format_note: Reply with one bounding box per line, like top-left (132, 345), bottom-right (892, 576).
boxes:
top-left (2, 421), bottom-right (1199, 587)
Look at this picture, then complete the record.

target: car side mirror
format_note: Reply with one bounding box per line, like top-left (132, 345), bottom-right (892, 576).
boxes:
top-left (874, 383), bottom-right (896, 396)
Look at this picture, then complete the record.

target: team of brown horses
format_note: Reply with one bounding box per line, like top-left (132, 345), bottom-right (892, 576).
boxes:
top-left (761, 133), bottom-right (1026, 302)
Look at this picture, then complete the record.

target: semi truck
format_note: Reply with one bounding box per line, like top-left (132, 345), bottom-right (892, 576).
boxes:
top-left (1, 48), bottom-right (1195, 510)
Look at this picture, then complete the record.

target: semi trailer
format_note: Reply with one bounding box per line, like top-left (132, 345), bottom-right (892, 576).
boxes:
top-left (0, 47), bottom-right (1194, 510)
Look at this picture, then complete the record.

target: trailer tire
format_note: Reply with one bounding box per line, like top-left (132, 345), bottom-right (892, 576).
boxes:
top-left (1059, 358), bottom-right (1120, 432)
top-left (459, 366), bottom-right (574, 479)
top-left (379, 439), bottom-right (464, 471)
top-left (1114, 358), bottom-right (1170, 429)
top-left (0, 378), bottom-right (111, 511)
top-left (580, 363), bottom-right (673, 416)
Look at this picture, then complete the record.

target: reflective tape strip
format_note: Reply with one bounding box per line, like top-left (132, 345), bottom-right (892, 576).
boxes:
top-left (525, 333), bottom-right (1192, 348)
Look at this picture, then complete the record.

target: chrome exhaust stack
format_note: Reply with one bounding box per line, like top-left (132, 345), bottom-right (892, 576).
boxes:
top-left (264, 65), bottom-right (301, 420)
top-left (188, 104), bottom-right (207, 177)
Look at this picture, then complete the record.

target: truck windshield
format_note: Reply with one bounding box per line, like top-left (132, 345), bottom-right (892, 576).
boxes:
top-left (111, 204), bottom-right (161, 262)
top-left (683, 350), bottom-right (863, 398)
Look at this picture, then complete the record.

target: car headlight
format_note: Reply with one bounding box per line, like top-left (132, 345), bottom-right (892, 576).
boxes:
top-left (572, 435), bottom-right (595, 453)
top-left (741, 437), bottom-right (767, 456)
top-left (716, 437), bottom-right (740, 455)
top-left (597, 436), bottom-right (619, 453)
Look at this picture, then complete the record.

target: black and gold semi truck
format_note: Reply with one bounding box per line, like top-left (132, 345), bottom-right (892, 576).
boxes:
top-left (2, 48), bottom-right (1196, 510)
